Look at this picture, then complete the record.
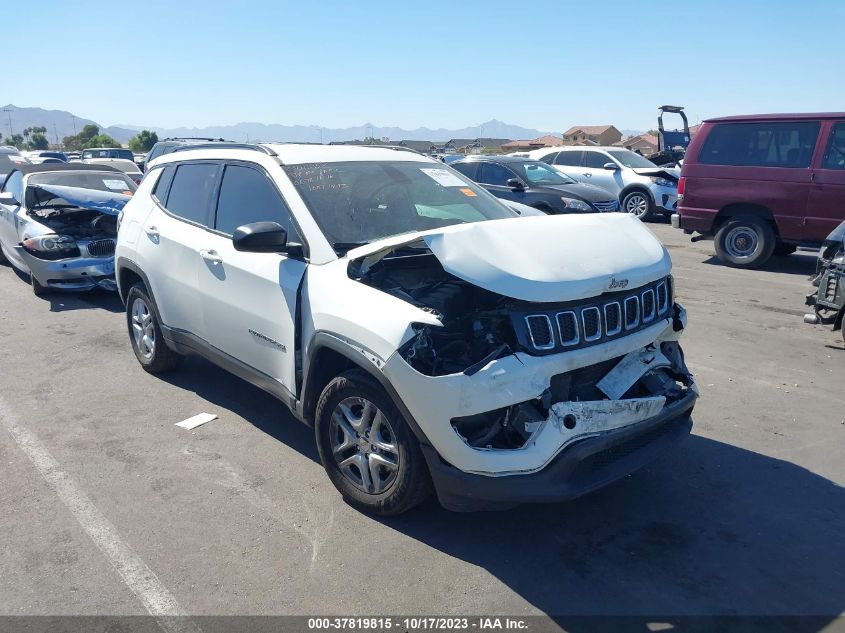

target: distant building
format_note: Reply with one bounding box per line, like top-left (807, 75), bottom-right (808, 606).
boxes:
top-left (501, 134), bottom-right (563, 152)
top-left (395, 140), bottom-right (436, 153)
top-left (442, 138), bottom-right (512, 154)
top-left (562, 125), bottom-right (622, 146)
top-left (613, 133), bottom-right (659, 154)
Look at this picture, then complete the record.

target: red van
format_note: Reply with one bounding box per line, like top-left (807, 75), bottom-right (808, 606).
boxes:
top-left (672, 113), bottom-right (845, 268)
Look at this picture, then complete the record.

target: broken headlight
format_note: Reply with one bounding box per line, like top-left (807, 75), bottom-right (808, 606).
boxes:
top-left (648, 176), bottom-right (676, 188)
top-left (22, 234), bottom-right (80, 260)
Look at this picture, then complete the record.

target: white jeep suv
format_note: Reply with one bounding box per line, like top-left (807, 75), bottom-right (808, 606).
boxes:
top-left (528, 146), bottom-right (680, 221)
top-left (115, 143), bottom-right (697, 515)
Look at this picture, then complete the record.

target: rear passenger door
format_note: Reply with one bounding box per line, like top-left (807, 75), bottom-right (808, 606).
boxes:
top-left (807, 121), bottom-right (845, 241)
top-left (141, 162), bottom-right (221, 334)
top-left (197, 162), bottom-right (307, 395)
top-left (553, 150), bottom-right (586, 181)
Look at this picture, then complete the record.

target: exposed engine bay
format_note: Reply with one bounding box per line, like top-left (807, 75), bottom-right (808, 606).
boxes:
top-left (30, 207), bottom-right (117, 240)
top-left (350, 248), bottom-right (518, 376)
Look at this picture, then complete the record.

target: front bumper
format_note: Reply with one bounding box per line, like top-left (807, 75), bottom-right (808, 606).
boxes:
top-left (383, 305), bottom-right (693, 481)
top-left (651, 185), bottom-right (679, 215)
top-left (423, 389), bottom-right (695, 511)
top-left (15, 246), bottom-right (117, 292)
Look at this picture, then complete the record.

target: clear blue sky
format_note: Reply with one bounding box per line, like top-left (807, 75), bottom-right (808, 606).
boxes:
top-left (14, 0), bottom-right (845, 132)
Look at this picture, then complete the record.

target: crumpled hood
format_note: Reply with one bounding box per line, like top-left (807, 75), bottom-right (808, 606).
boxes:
top-left (632, 167), bottom-right (680, 181)
top-left (349, 214), bottom-right (671, 303)
top-left (29, 184), bottom-right (132, 215)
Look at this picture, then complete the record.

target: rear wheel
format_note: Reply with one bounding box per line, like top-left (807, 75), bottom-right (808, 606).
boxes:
top-left (714, 214), bottom-right (776, 268)
top-left (125, 282), bottom-right (183, 373)
top-left (315, 369), bottom-right (431, 515)
top-left (622, 190), bottom-right (654, 221)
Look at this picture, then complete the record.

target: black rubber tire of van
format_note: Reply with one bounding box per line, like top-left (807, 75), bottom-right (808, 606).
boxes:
top-left (125, 282), bottom-right (184, 373)
top-left (714, 214), bottom-right (776, 269)
top-left (31, 274), bottom-right (49, 296)
top-left (774, 243), bottom-right (797, 257)
top-left (315, 369), bottom-right (432, 516)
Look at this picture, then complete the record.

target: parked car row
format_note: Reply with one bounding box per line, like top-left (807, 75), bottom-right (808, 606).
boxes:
top-left (0, 141), bottom-right (697, 516)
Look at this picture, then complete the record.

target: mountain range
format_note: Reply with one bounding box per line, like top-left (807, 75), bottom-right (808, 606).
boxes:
top-left (1, 104), bottom-right (643, 146)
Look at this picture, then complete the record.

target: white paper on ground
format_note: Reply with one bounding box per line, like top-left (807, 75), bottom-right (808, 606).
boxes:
top-left (175, 413), bottom-right (217, 430)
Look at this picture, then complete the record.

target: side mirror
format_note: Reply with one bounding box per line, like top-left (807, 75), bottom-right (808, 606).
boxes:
top-left (233, 221), bottom-right (288, 253)
top-left (506, 178), bottom-right (525, 190)
top-left (603, 162), bottom-right (620, 170)
top-left (0, 193), bottom-right (18, 206)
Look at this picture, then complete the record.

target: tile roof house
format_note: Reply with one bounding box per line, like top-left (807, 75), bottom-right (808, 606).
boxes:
top-left (562, 125), bottom-right (622, 146)
top-left (501, 134), bottom-right (563, 151)
top-left (395, 140), bottom-right (436, 153)
top-left (613, 133), bottom-right (659, 154)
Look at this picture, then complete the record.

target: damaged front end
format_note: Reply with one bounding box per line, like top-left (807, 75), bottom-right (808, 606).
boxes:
top-left (17, 184), bottom-right (131, 292)
top-left (804, 221), bottom-right (845, 339)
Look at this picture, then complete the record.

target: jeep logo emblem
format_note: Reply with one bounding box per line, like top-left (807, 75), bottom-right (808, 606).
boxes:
top-left (608, 277), bottom-right (629, 289)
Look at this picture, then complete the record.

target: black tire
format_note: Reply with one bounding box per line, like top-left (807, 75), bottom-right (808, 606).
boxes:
top-left (531, 203), bottom-right (553, 214)
top-left (714, 214), bottom-right (776, 269)
top-left (773, 243), bottom-right (797, 257)
top-left (125, 282), bottom-right (183, 373)
top-left (0, 244), bottom-right (8, 265)
top-left (315, 369), bottom-right (432, 515)
top-left (622, 189), bottom-right (655, 221)
top-left (31, 274), bottom-right (49, 296)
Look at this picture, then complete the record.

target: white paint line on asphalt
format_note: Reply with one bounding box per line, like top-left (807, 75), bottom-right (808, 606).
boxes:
top-left (0, 397), bottom-right (201, 633)
top-left (175, 413), bottom-right (217, 430)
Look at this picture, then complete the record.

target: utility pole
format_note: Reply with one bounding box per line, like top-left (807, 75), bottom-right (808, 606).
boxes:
top-left (53, 123), bottom-right (60, 147)
top-left (71, 115), bottom-right (77, 134)
top-left (3, 108), bottom-right (12, 136)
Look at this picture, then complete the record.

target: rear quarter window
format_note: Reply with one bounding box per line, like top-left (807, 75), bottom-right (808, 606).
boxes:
top-left (699, 121), bottom-right (820, 168)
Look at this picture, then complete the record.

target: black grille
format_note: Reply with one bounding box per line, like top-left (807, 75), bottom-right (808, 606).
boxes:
top-left (604, 302), bottom-right (621, 335)
top-left (514, 277), bottom-right (672, 355)
top-left (581, 307), bottom-right (601, 341)
top-left (642, 289), bottom-right (656, 322)
top-left (87, 239), bottom-right (115, 257)
top-left (556, 311), bottom-right (579, 345)
top-left (657, 281), bottom-right (668, 313)
top-left (525, 315), bottom-right (554, 349)
top-left (593, 200), bottom-right (619, 212)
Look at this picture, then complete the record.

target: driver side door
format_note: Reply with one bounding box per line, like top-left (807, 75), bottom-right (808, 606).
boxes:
top-left (197, 161), bottom-right (307, 395)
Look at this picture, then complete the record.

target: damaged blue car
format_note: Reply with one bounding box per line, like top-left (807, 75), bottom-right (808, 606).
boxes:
top-left (0, 163), bottom-right (136, 295)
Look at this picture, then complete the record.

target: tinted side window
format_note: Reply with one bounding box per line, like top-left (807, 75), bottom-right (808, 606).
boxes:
top-left (164, 163), bottom-right (219, 226)
top-left (821, 122), bottom-right (845, 170)
top-left (451, 162), bottom-right (478, 180)
top-left (3, 171), bottom-right (23, 202)
top-left (477, 162), bottom-right (515, 186)
top-left (700, 122), bottom-right (820, 167)
top-left (152, 165), bottom-right (175, 204)
top-left (215, 164), bottom-right (300, 240)
top-left (555, 151), bottom-right (583, 166)
top-left (538, 152), bottom-right (558, 165)
top-left (584, 151), bottom-right (610, 168)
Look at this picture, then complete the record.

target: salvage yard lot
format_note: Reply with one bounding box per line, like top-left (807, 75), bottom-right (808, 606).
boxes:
top-left (0, 223), bottom-right (843, 618)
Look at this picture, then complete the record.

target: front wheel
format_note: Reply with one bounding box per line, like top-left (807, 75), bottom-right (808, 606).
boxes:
top-left (31, 274), bottom-right (49, 296)
top-left (714, 215), bottom-right (776, 268)
top-left (315, 369), bottom-right (431, 515)
top-left (125, 283), bottom-right (183, 373)
top-left (622, 190), bottom-right (654, 221)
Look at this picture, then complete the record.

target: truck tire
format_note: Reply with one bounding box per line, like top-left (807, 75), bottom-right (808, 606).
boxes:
top-left (714, 215), bottom-right (776, 268)
top-left (125, 282), bottom-right (184, 373)
top-left (315, 369), bottom-right (432, 515)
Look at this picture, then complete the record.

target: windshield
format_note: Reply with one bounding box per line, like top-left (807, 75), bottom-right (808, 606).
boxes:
top-left (606, 149), bottom-right (658, 169)
top-left (82, 149), bottom-right (134, 161)
top-left (28, 172), bottom-right (136, 194)
top-left (284, 161), bottom-right (515, 250)
top-left (513, 161), bottom-right (575, 185)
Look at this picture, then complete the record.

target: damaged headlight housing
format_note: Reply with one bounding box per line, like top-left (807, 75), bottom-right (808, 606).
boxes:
top-left (22, 234), bottom-right (80, 260)
top-left (560, 197), bottom-right (592, 212)
top-left (648, 176), bottom-right (676, 188)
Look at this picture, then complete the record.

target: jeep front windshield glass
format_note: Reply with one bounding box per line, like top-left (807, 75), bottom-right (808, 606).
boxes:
top-left (605, 149), bottom-right (658, 169)
top-left (284, 161), bottom-right (515, 251)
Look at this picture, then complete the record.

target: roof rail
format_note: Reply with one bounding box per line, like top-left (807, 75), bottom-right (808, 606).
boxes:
top-left (171, 142), bottom-right (278, 157)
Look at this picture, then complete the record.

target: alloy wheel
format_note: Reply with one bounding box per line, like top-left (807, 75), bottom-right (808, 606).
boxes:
top-left (330, 396), bottom-right (399, 494)
top-left (625, 193), bottom-right (649, 217)
top-left (130, 297), bottom-right (156, 360)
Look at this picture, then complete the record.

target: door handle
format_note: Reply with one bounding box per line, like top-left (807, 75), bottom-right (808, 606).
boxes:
top-left (199, 249), bottom-right (223, 264)
top-left (144, 225), bottom-right (159, 237)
